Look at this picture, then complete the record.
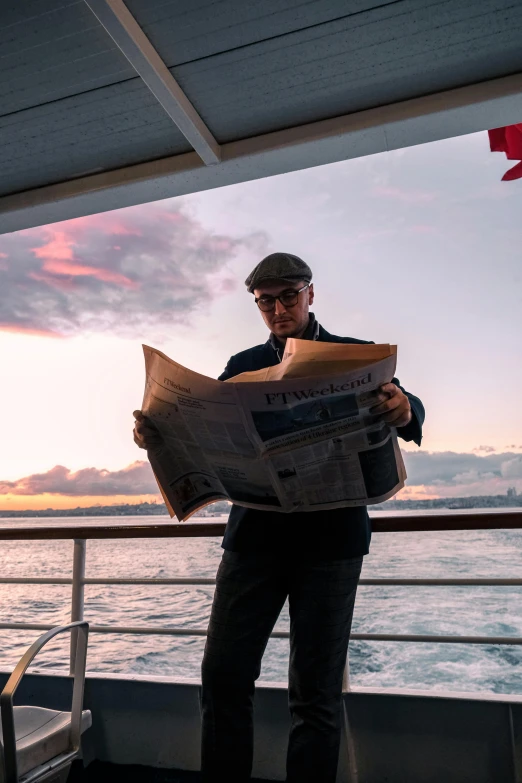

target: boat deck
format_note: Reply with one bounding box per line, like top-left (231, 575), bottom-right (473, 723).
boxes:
top-left (69, 760), bottom-right (268, 782)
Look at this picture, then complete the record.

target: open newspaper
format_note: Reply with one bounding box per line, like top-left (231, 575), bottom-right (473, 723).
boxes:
top-left (140, 339), bottom-right (407, 521)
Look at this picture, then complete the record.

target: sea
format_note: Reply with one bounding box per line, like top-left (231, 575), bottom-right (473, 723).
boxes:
top-left (0, 510), bottom-right (521, 695)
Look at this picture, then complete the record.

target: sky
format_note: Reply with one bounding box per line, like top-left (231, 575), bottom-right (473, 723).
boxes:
top-left (0, 130), bottom-right (521, 511)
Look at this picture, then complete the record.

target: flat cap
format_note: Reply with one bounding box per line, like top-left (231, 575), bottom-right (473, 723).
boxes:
top-left (245, 252), bottom-right (313, 293)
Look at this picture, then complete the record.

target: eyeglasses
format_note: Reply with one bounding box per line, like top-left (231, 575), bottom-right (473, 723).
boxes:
top-left (255, 284), bottom-right (309, 312)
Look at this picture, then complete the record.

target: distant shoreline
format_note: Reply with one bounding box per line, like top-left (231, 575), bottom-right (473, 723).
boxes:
top-left (0, 495), bottom-right (520, 518)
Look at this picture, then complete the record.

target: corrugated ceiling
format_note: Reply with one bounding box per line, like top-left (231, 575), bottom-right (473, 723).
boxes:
top-left (0, 0), bottom-right (521, 230)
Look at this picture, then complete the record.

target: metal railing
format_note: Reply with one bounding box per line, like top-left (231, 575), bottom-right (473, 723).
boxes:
top-left (0, 511), bottom-right (521, 683)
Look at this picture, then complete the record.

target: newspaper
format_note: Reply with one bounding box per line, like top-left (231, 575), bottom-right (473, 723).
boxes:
top-left (140, 340), bottom-right (407, 520)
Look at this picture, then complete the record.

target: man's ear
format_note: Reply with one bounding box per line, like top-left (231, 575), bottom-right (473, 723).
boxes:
top-left (308, 284), bottom-right (314, 305)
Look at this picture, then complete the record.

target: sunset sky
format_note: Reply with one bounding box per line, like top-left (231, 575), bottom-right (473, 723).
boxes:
top-left (1, 130), bottom-right (521, 511)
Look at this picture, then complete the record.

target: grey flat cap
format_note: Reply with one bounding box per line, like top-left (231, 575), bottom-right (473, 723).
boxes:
top-left (245, 252), bottom-right (313, 293)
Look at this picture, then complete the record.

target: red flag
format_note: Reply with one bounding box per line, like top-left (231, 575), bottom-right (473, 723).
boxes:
top-left (488, 123), bottom-right (522, 181)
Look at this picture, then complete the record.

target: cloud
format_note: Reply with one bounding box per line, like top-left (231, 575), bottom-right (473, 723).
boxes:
top-left (0, 461), bottom-right (157, 497)
top-left (501, 456), bottom-right (522, 479)
top-left (401, 450), bottom-right (522, 497)
top-left (0, 202), bottom-right (265, 338)
top-left (2, 451), bottom-right (521, 508)
top-left (403, 450), bottom-right (516, 484)
top-left (450, 470), bottom-right (497, 485)
top-left (472, 445), bottom-right (496, 453)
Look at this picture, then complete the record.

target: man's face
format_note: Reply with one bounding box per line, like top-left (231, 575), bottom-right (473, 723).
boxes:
top-left (253, 279), bottom-right (314, 339)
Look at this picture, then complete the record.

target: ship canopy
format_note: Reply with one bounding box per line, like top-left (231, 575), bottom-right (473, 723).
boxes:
top-left (1, 0), bottom-right (522, 235)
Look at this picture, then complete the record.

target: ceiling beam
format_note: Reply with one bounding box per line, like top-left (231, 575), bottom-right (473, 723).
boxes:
top-left (83, 0), bottom-right (221, 166)
top-left (1, 72), bottom-right (522, 235)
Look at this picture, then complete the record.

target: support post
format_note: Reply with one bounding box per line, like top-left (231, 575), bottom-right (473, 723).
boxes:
top-left (339, 649), bottom-right (359, 782)
top-left (70, 539), bottom-right (86, 674)
top-left (84, 0), bottom-right (221, 164)
top-left (342, 653), bottom-right (350, 692)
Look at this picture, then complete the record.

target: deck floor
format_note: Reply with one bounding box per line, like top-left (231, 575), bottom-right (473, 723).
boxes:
top-left (69, 760), bottom-right (269, 781)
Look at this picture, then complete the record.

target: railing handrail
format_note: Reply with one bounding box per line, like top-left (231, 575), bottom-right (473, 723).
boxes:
top-left (1, 577), bottom-right (522, 586)
top-left (1, 621), bottom-right (521, 646)
top-left (0, 510), bottom-right (520, 539)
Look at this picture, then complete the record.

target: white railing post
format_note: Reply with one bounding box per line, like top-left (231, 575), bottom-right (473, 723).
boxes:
top-left (340, 651), bottom-right (358, 783)
top-left (70, 539), bottom-right (86, 674)
top-left (342, 653), bottom-right (351, 692)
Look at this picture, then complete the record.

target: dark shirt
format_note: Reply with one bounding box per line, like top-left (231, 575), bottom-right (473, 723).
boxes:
top-left (218, 316), bottom-right (425, 559)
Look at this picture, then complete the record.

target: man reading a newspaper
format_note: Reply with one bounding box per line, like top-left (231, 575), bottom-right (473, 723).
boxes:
top-left (133, 252), bottom-right (424, 783)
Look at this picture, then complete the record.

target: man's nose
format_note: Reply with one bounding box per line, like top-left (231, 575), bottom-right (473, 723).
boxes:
top-left (274, 299), bottom-right (288, 316)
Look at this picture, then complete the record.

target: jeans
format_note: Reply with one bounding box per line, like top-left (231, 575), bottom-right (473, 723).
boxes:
top-left (200, 550), bottom-right (363, 782)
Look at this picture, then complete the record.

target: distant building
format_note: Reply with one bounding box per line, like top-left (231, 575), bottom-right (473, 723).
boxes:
top-left (507, 487), bottom-right (517, 498)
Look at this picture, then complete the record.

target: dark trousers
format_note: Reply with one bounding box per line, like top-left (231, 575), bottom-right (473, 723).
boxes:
top-left (200, 550), bottom-right (363, 782)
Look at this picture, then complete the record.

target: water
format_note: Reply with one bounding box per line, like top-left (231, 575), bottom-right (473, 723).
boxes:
top-left (0, 512), bottom-right (521, 695)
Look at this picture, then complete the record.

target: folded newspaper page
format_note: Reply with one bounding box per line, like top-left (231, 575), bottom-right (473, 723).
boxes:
top-left (141, 341), bottom-right (407, 520)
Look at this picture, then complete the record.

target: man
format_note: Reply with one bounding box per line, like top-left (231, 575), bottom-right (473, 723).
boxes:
top-left (133, 252), bottom-right (424, 783)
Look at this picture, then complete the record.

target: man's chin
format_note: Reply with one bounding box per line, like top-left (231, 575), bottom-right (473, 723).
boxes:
top-left (273, 322), bottom-right (299, 338)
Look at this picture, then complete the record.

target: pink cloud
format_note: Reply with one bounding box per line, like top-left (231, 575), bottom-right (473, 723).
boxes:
top-left (59, 214), bottom-right (143, 238)
top-left (0, 324), bottom-right (63, 338)
top-left (401, 449), bottom-right (522, 498)
top-left (31, 231), bottom-right (75, 262)
top-left (28, 271), bottom-right (79, 292)
top-left (0, 202), bottom-right (266, 337)
top-left (43, 258), bottom-right (137, 287)
top-left (30, 228), bottom-right (137, 288)
top-left (0, 461), bottom-right (157, 497)
top-left (402, 476), bottom-right (522, 498)
top-left (2, 451), bottom-right (521, 505)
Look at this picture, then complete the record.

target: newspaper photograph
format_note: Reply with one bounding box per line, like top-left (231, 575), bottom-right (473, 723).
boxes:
top-left (141, 340), bottom-right (407, 520)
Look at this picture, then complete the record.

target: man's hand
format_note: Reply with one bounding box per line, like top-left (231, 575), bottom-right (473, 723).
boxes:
top-left (370, 384), bottom-right (412, 428)
top-left (133, 410), bottom-right (164, 450)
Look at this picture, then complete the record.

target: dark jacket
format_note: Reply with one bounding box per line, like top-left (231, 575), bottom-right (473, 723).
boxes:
top-left (218, 321), bottom-right (424, 559)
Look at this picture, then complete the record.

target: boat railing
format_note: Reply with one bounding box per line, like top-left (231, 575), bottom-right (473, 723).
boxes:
top-left (0, 510), bottom-right (521, 685)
